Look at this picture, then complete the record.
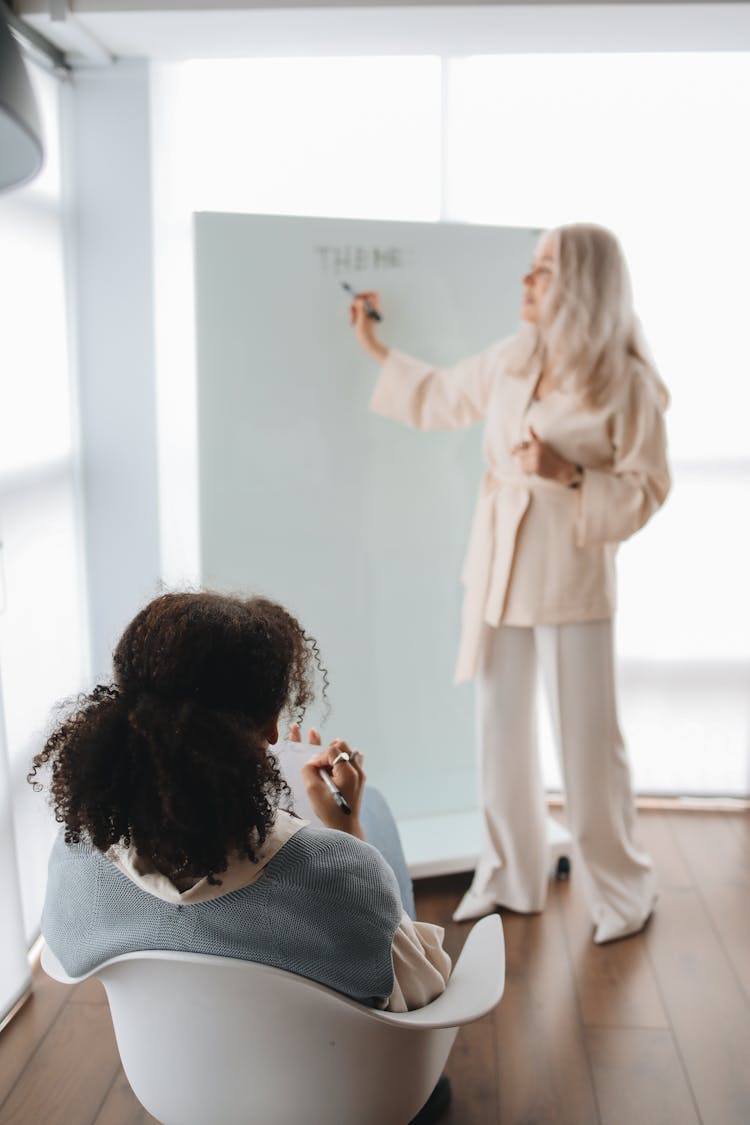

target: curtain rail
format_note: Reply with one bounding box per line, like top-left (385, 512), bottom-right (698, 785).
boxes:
top-left (3, 1), bottom-right (70, 75)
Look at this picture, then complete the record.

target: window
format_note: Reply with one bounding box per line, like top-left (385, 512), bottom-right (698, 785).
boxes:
top-left (0, 60), bottom-right (87, 1007)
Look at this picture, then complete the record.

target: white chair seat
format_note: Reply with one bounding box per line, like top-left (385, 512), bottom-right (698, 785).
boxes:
top-left (42, 913), bottom-right (504, 1125)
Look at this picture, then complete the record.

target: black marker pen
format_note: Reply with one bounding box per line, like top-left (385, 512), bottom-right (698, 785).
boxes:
top-left (317, 767), bottom-right (351, 815)
top-left (341, 281), bottom-right (382, 322)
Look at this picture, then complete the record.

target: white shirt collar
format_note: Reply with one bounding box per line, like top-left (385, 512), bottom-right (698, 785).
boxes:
top-left (106, 809), bottom-right (308, 904)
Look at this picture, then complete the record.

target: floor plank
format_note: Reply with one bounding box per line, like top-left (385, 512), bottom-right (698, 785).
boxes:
top-left (67, 977), bottom-right (108, 1006)
top-left (668, 811), bottom-right (750, 1002)
top-left (93, 1069), bottom-right (159, 1125)
top-left (0, 1003), bottom-right (120, 1125)
top-left (643, 877), bottom-right (750, 1125)
top-left (441, 1015), bottom-right (499, 1125)
top-left (638, 811), bottom-right (694, 890)
top-left (557, 861), bottom-right (669, 1030)
top-left (586, 1027), bottom-right (700, 1125)
top-left (493, 900), bottom-right (600, 1125)
top-left (0, 971), bottom-right (69, 1099)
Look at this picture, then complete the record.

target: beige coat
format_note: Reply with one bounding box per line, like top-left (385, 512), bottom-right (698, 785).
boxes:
top-left (369, 340), bottom-right (670, 683)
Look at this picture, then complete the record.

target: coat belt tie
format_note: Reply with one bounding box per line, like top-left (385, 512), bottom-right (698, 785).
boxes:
top-left (454, 470), bottom-right (531, 684)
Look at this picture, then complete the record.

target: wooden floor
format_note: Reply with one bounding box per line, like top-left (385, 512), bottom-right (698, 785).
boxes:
top-left (0, 810), bottom-right (748, 1125)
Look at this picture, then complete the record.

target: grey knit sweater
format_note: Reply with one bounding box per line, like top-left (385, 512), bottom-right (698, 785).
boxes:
top-left (42, 825), bottom-right (404, 1007)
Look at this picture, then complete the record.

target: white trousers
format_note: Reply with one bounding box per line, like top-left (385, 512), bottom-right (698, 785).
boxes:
top-left (472, 620), bottom-right (656, 943)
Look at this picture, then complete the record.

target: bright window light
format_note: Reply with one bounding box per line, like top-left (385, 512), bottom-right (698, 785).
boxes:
top-left (0, 67), bottom-right (72, 478)
top-left (444, 52), bottom-right (750, 462)
top-left (178, 57), bottom-right (442, 221)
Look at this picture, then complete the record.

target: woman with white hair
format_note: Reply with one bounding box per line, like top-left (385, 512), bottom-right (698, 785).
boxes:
top-left (349, 223), bottom-right (670, 944)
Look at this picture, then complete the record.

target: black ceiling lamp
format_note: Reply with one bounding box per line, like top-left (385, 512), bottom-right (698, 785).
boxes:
top-left (0, 3), bottom-right (44, 191)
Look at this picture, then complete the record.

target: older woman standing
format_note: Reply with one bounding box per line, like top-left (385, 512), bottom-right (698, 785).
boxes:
top-left (350, 223), bottom-right (670, 943)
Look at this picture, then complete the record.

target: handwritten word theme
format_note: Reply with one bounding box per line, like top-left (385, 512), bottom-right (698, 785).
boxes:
top-left (315, 246), bottom-right (403, 274)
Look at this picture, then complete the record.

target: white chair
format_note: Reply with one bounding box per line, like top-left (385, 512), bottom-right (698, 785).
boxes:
top-left (41, 913), bottom-right (505, 1125)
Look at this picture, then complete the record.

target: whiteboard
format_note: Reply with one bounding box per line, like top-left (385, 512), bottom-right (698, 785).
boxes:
top-left (195, 213), bottom-right (538, 820)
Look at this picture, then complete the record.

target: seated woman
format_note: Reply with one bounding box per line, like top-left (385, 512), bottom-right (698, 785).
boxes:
top-left (31, 591), bottom-right (450, 1016)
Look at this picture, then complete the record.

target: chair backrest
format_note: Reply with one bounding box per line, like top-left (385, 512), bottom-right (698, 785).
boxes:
top-left (42, 914), bottom-right (505, 1125)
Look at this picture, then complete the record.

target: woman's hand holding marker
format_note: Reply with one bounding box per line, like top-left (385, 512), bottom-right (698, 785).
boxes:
top-left (290, 723), bottom-right (367, 840)
top-left (348, 289), bottom-right (390, 365)
top-left (341, 282), bottom-right (382, 322)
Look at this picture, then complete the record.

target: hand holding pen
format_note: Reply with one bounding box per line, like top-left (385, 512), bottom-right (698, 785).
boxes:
top-left (341, 282), bottom-right (382, 322)
top-left (347, 288), bottom-right (390, 365)
top-left (291, 724), bottom-right (367, 840)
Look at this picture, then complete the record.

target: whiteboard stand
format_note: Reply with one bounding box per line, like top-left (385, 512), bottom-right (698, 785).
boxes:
top-left (398, 810), bottom-right (573, 882)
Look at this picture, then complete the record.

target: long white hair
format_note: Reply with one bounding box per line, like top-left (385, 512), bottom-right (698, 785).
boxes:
top-left (509, 223), bottom-right (669, 410)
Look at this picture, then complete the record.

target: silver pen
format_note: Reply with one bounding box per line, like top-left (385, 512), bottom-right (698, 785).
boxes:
top-left (317, 768), bottom-right (351, 815)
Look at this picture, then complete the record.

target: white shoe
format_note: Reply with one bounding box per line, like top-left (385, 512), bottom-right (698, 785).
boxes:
top-left (593, 899), bottom-right (657, 944)
top-left (452, 887), bottom-right (498, 923)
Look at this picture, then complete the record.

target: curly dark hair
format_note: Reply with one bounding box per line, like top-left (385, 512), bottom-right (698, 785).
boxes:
top-left (28, 592), bottom-right (327, 884)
